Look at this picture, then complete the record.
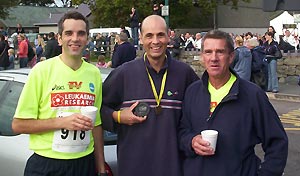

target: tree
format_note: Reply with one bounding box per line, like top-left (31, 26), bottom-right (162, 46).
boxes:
top-left (194, 0), bottom-right (251, 15)
top-left (0, 0), bottom-right (18, 20)
top-left (72, 0), bottom-right (192, 28)
top-left (71, 0), bottom-right (250, 28)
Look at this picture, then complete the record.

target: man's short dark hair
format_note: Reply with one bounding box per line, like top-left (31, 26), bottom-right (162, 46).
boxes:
top-left (246, 32), bottom-right (253, 38)
top-left (265, 31), bottom-right (274, 37)
top-left (119, 32), bottom-right (128, 42)
top-left (201, 30), bottom-right (234, 53)
top-left (48, 32), bottom-right (55, 39)
top-left (58, 11), bottom-right (89, 36)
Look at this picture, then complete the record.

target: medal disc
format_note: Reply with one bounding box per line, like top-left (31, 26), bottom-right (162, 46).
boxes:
top-left (133, 102), bottom-right (150, 117)
top-left (155, 105), bottom-right (162, 115)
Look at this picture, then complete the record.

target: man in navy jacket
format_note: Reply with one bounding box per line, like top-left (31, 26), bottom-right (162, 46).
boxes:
top-left (179, 30), bottom-right (288, 176)
top-left (111, 32), bottom-right (136, 68)
top-left (101, 15), bottom-right (199, 176)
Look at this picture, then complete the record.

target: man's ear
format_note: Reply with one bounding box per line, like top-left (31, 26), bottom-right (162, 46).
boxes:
top-left (139, 34), bottom-right (143, 45)
top-left (57, 34), bottom-right (62, 46)
top-left (229, 51), bottom-right (235, 64)
top-left (86, 36), bottom-right (89, 45)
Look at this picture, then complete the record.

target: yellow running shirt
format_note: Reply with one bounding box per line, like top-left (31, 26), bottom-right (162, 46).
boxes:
top-left (14, 56), bottom-right (102, 159)
top-left (208, 73), bottom-right (236, 115)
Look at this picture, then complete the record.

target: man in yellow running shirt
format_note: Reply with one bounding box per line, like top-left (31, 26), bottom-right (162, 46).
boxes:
top-left (12, 11), bottom-right (107, 176)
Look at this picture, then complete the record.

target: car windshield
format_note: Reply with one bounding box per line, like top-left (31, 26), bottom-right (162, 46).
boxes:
top-left (0, 80), bottom-right (23, 136)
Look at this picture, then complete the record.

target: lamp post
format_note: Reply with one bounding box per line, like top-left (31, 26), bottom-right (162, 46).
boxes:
top-left (162, 0), bottom-right (169, 28)
top-left (165, 0), bottom-right (169, 27)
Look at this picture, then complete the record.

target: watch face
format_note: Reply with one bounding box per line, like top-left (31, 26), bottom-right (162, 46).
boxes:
top-left (133, 102), bottom-right (150, 117)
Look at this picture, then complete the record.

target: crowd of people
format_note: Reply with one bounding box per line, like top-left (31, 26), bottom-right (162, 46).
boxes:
top-left (0, 26), bottom-right (62, 70)
top-left (229, 26), bottom-right (300, 93)
top-left (2, 22), bottom-right (295, 94)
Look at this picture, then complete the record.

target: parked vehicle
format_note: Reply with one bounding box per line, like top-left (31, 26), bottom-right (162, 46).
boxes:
top-left (0, 68), bottom-right (117, 176)
top-left (89, 27), bottom-right (131, 40)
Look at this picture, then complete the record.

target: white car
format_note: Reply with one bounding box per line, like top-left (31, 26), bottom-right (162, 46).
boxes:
top-left (0, 68), bottom-right (117, 176)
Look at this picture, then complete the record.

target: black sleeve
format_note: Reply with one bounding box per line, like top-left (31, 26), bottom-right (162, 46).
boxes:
top-left (44, 41), bottom-right (53, 59)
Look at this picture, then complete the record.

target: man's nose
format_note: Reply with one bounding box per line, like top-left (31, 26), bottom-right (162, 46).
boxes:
top-left (211, 52), bottom-right (220, 60)
top-left (71, 33), bottom-right (79, 40)
top-left (152, 35), bottom-right (160, 43)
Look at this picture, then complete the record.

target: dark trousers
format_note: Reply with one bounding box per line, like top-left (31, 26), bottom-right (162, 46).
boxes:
top-left (24, 153), bottom-right (96, 176)
top-left (19, 57), bottom-right (28, 68)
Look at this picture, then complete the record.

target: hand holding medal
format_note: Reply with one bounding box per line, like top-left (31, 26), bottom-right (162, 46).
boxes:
top-left (115, 102), bottom-right (147, 125)
top-left (133, 102), bottom-right (150, 117)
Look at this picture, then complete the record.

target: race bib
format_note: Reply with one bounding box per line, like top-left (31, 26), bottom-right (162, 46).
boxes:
top-left (52, 112), bottom-right (91, 153)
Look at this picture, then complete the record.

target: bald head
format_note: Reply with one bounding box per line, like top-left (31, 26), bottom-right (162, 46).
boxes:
top-left (139, 15), bottom-right (169, 62)
top-left (140, 15), bottom-right (168, 34)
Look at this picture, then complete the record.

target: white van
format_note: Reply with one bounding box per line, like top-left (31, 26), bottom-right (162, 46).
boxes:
top-left (89, 27), bottom-right (131, 39)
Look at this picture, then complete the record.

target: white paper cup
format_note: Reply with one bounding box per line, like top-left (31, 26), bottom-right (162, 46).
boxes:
top-left (201, 130), bottom-right (218, 151)
top-left (80, 106), bottom-right (98, 124)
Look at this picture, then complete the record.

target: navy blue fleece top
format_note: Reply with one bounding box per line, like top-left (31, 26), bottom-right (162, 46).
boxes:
top-left (101, 55), bottom-right (199, 176)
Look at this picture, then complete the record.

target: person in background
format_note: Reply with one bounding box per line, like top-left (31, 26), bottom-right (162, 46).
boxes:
top-left (244, 32), bottom-right (255, 40)
top-left (0, 34), bottom-right (9, 70)
top-left (282, 29), bottom-right (297, 50)
top-left (167, 30), bottom-right (181, 59)
top-left (179, 33), bottom-right (186, 46)
top-left (44, 32), bottom-right (60, 59)
top-left (36, 35), bottom-right (46, 63)
top-left (15, 23), bottom-right (25, 34)
top-left (17, 33), bottom-right (28, 68)
top-left (95, 33), bottom-right (107, 52)
top-left (12, 11), bottom-right (107, 176)
top-left (43, 34), bottom-right (48, 42)
top-left (267, 26), bottom-right (279, 42)
top-left (111, 32), bottom-right (136, 68)
top-left (7, 48), bottom-right (15, 69)
top-left (231, 35), bottom-right (252, 81)
top-left (152, 3), bottom-right (163, 16)
top-left (34, 35), bottom-right (40, 47)
top-left (185, 32), bottom-right (195, 49)
top-left (112, 34), bottom-right (120, 52)
top-left (96, 54), bottom-right (110, 68)
top-left (179, 29), bottom-right (288, 176)
top-left (121, 26), bottom-right (130, 38)
top-left (246, 38), bottom-right (268, 90)
top-left (82, 37), bottom-right (96, 62)
top-left (129, 6), bottom-right (139, 46)
top-left (101, 15), bottom-right (199, 176)
top-left (0, 26), bottom-right (8, 37)
top-left (194, 33), bottom-right (202, 50)
top-left (263, 31), bottom-right (280, 93)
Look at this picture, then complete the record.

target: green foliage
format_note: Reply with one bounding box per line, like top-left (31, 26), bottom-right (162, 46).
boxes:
top-left (0, 0), bottom-right (18, 19)
top-left (71, 0), bottom-right (250, 28)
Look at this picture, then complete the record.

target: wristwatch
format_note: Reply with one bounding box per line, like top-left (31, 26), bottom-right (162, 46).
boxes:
top-left (97, 173), bottom-right (108, 176)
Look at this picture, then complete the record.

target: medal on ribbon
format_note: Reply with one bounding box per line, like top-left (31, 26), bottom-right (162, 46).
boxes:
top-left (144, 54), bottom-right (167, 116)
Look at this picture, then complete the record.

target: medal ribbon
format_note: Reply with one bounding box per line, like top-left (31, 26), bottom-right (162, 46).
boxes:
top-left (144, 53), bottom-right (167, 107)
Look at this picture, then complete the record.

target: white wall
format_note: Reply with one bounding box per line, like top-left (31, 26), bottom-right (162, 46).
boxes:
top-left (38, 26), bottom-right (58, 34)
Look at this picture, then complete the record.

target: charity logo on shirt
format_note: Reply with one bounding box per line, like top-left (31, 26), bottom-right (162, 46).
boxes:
top-left (51, 92), bottom-right (95, 107)
top-left (210, 101), bottom-right (218, 115)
